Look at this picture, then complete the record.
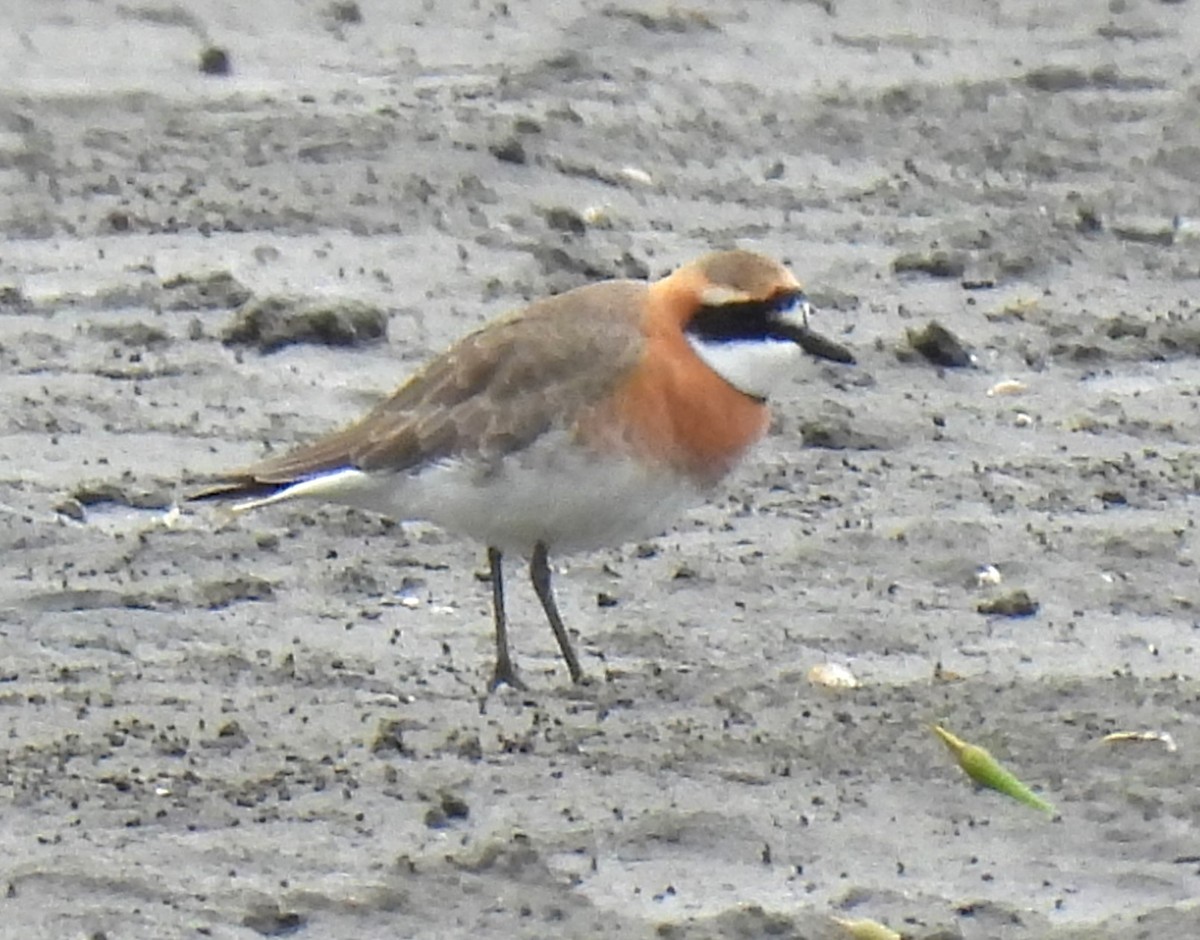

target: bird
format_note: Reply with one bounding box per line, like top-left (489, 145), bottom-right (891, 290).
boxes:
top-left (188, 249), bottom-right (854, 689)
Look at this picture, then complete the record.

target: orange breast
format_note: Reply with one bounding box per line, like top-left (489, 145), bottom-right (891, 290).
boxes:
top-left (579, 329), bottom-right (770, 488)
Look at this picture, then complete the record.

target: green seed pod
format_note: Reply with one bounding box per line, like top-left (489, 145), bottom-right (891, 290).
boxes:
top-left (933, 725), bottom-right (1056, 815)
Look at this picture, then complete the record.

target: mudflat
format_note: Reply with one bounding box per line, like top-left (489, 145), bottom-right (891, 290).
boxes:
top-left (2, 1), bottom-right (1198, 937)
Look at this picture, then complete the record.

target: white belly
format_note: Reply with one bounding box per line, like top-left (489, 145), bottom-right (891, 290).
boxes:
top-left (401, 454), bottom-right (701, 554)
top-left (244, 435), bottom-right (706, 556)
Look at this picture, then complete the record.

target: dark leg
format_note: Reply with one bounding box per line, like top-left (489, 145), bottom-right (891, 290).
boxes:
top-left (530, 541), bottom-right (584, 684)
top-left (488, 546), bottom-right (524, 690)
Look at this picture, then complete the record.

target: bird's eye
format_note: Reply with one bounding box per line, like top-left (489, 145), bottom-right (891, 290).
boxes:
top-left (772, 291), bottom-right (801, 311)
top-left (771, 291), bottom-right (809, 326)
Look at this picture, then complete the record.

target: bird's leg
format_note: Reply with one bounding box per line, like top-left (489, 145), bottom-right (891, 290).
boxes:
top-left (530, 541), bottom-right (584, 684)
top-left (487, 546), bottom-right (525, 690)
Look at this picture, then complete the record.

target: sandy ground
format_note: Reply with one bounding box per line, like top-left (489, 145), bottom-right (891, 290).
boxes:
top-left (3, 0), bottom-right (1200, 937)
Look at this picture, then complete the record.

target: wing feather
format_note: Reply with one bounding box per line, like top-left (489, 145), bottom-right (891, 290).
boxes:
top-left (191, 281), bottom-right (647, 499)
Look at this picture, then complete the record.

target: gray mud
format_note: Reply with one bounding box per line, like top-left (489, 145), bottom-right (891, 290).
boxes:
top-left (2, 1), bottom-right (1200, 937)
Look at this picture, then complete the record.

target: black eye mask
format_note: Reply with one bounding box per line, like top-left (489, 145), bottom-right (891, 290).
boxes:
top-left (686, 289), bottom-right (809, 344)
top-left (686, 291), bottom-right (854, 364)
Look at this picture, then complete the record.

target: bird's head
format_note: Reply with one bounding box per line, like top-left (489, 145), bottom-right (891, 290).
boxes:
top-left (650, 249), bottom-right (853, 401)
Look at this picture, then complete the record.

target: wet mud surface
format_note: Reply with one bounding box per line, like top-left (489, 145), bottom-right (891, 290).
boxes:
top-left (2, 1), bottom-right (1200, 937)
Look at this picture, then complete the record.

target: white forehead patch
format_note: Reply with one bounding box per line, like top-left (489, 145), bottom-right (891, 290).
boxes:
top-left (699, 285), bottom-right (752, 306)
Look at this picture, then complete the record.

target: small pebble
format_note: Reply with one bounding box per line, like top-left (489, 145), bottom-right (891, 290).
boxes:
top-left (198, 46), bottom-right (231, 76)
top-left (905, 321), bottom-right (974, 368)
top-left (977, 589), bottom-right (1039, 617)
top-left (54, 498), bottom-right (86, 522)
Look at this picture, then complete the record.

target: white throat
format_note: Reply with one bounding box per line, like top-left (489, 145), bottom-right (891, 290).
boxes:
top-left (687, 335), bottom-right (802, 400)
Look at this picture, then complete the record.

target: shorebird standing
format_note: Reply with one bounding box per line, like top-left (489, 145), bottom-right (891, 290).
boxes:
top-left (189, 249), bottom-right (853, 688)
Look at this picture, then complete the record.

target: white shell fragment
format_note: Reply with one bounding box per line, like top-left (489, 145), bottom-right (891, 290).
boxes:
top-left (831, 915), bottom-right (902, 940)
top-left (987, 379), bottom-right (1028, 397)
top-left (1102, 730), bottom-right (1178, 753)
top-left (617, 165), bottom-right (654, 187)
top-left (581, 205), bottom-right (611, 227)
top-left (807, 662), bottom-right (861, 689)
top-left (975, 564), bottom-right (1003, 587)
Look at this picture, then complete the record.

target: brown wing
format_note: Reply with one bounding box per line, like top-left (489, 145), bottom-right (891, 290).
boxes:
top-left (192, 280), bottom-right (648, 497)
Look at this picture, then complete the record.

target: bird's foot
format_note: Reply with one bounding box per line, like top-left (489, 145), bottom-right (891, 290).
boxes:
top-left (490, 659), bottom-right (527, 692)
